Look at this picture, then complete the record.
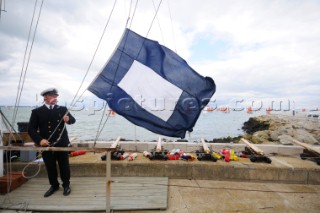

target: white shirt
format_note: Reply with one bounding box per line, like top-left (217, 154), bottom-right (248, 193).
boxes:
top-left (45, 104), bottom-right (55, 109)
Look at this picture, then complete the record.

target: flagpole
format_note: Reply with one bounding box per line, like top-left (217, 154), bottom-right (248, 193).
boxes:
top-left (134, 124), bottom-right (137, 151)
top-left (106, 150), bottom-right (111, 213)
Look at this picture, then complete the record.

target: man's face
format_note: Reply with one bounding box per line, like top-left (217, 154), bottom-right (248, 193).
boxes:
top-left (44, 94), bottom-right (58, 105)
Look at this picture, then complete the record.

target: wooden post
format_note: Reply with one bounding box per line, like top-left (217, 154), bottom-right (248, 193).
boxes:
top-left (106, 150), bottom-right (111, 213)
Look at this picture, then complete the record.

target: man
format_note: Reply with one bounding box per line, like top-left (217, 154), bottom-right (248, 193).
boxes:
top-left (28, 88), bottom-right (76, 197)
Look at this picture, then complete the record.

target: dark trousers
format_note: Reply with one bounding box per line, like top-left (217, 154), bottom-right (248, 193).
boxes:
top-left (42, 151), bottom-right (70, 188)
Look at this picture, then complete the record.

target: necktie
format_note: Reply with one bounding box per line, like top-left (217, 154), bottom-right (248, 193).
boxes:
top-left (50, 105), bottom-right (53, 110)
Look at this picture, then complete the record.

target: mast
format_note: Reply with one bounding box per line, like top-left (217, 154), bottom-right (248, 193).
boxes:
top-left (0, 110), bottom-right (4, 176)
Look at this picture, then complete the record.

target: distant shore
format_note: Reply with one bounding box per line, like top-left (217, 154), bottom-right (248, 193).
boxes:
top-left (85, 114), bottom-right (320, 144)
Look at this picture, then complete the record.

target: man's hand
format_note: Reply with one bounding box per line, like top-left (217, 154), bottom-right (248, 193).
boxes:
top-left (40, 139), bottom-right (50, 147)
top-left (63, 115), bottom-right (69, 122)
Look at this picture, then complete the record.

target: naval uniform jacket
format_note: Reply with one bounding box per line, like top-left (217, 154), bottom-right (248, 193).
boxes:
top-left (28, 105), bottom-right (76, 147)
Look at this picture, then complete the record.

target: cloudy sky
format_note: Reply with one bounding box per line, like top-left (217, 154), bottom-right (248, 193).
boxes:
top-left (1, 0), bottom-right (319, 110)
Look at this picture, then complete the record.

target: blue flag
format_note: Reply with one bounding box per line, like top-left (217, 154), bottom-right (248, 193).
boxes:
top-left (88, 28), bottom-right (216, 138)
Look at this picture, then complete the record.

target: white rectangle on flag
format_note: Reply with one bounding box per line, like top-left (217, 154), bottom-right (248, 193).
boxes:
top-left (118, 60), bottom-right (183, 121)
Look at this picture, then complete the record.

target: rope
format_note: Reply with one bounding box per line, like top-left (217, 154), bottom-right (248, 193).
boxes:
top-left (22, 122), bottom-right (67, 179)
top-left (48, 122), bottom-right (67, 145)
top-left (22, 155), bottom-right (41, 179)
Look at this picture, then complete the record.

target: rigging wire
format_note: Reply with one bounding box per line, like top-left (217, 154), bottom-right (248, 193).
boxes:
top-left (151, 0), bottom-right (165, 45)
top-left (124, 0), bottom-right (133, 28)
top-left (128, 0), bottom-right (138, 29)
top-left (167, 0), bottom-right (177, 53)
top-left (87, 0), bottom-right (162, 141)
top-left (97, 112), bottom-right (111, 140)
top-left (0, 0), bottom-right (6, 21)
top-left (92, 0), bottom-right (140, 146)
top-left (144, 0), bottom-right (163, 39)
top-left (11, 0), bottom-right (44, 131)
top-left (2, 0), bottom-right (44, 200)
top-left (106, 0), bottom-right (163, 93)
top-left (125, 0), bottom-right (162, 62)
top-left (0, 0), bottom-right (2, 21)
top-left (46, 0), bottom-right (118, 145)
top-left (68, 0), bottom-right (139, 145)
top-left (93, 102), bottom-right (108, 146)
top-left (68, 0), bottom-right (117, 110)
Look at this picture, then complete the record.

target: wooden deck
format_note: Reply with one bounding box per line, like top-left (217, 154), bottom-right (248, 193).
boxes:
top-left (0, 177), bottom-right (168, 211)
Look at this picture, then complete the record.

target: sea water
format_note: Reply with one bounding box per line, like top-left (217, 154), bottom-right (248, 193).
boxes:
top-left (1, 106), bottom-right (268, 142)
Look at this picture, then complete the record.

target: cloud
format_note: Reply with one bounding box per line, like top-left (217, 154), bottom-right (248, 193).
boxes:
top-left (0, 0), bottom-right (319, 110)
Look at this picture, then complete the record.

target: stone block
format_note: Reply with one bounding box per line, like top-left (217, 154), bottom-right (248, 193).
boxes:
top-left (278, 169), bottom-right (309, 184)
top-left (308, 170), bottom-right (320, 184)
top-left (278, 146), bottom-right (303, 155)
top-left (186, 144), bottom-right (200, 152)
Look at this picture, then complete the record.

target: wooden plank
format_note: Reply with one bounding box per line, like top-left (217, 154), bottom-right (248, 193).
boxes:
top-left (0, 145), bottom-right (115, 152)
top-left (292, 139), bottom-right (320, 154)
top-left (0, 177), bottom-right (168, 211)
top-left (156, 137), bottom-right (162, 152)
top-left (110, 136), bottom-right (121, 148)
top-left (241, 138), bottom-right (264, 155)
top-left (201, 138), bottom-right (210, 153)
